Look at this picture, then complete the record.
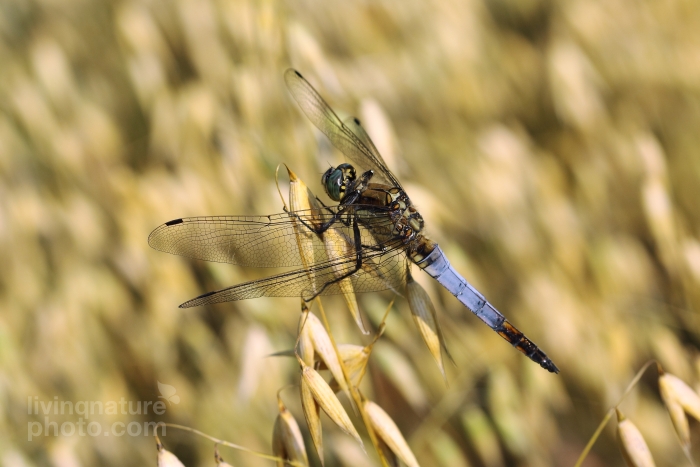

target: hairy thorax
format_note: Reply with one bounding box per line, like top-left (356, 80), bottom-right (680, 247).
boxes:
top-left (358, 183), bottom-right (425, 243)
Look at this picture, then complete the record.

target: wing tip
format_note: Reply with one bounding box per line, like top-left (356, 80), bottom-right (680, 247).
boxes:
top-left (147, 231), bottom-right (161, 249)
top-left (284, 68), bottom-right (302, 80)
top-left (179, 290), bottom-right (217, 308)
top-left (148, 219), bottom-right (183, 249)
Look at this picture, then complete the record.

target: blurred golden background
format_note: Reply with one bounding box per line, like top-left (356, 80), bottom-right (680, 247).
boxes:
top-left (3, 0), bottom-right (700, 465)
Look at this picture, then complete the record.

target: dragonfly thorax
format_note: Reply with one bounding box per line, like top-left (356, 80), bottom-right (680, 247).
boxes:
top-left (322, 163), bottom-right (357, 201)
top-left (386, 189), bottom-right (425, 242)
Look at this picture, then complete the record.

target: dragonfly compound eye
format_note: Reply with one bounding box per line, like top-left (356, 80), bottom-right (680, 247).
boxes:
top-left (322, 163), bottom-right (356, 202)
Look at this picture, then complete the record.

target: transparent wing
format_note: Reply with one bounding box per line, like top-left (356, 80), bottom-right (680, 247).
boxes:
top-left (148, 206), bottom-right (396, 268)
top-left (284, 69), bottom-right (402, 188)
top-left (179, 243), bottom-right (408, 307)
top-left (343, 115), bottom-right (387, 169)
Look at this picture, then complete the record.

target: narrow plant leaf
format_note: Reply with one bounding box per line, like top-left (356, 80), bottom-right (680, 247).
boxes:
top-left (406, 273), bottom-right (445, 378)
top-left (302, 365), bottom-right (363, 449)
top-left (616, 409), bottom-right (656, 467)
top-left (268, 349), bottom-right (297, 358)
top-left (301, 376), bottom-right (324, 465)
top-left (364, 400), bottom-right (420, 467)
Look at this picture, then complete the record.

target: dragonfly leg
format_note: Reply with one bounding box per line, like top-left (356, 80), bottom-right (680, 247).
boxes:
top-left (315, 196), bottom-right (336, 213)
top-left (312, 187), bottom-right (365, 233)
top-left (305, 216), bottom-right (364, 300)
top-left (315, 197), bottom-right (350, 225)
top-left (285, 205), bottom-right (350, 234)
top-left (360, 243), bottom-right (388, 252)
top-left (314, 192), bottom-right (356, 222)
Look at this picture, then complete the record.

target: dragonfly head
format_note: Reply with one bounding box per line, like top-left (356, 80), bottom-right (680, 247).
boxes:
top-left (322, 163), bottom-right (356, 202)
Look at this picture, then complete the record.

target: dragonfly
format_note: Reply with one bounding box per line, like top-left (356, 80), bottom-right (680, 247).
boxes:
top-left (149, 69), bottom-right (559, 373)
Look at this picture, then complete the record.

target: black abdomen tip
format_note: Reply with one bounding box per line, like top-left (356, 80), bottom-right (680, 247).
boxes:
top-left (544, 360), bottom-right (560, 374)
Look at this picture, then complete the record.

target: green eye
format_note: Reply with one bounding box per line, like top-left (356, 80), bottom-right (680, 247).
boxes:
top-left (322, 167), bottom-right (343, 201)
top-left (321, 163), bottom-right (357, 202)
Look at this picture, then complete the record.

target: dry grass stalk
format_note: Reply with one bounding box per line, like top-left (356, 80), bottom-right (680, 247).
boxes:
top-left (300, 375), bottom-right (324, 465)
top-left (286, 165), bottom-right (323, 298)
top-left (313, 298), bottom-right (395, 467)
top-left (406, 271), bottom-right (446, 378)
top-left (335, 343), bottom-right (371, 386)
top-left (286, 165), bottom-right (366, 333)
top-left (616, 409), bottom-right (656, 467)
top-left (299, 304), bottom-right (350, 397)
top-left (295, 297), bottom-right (391, 466)
top-left (152, 423), bottom-right (309, 466)
top-left (319, 225), bottom-right (366, 333)
top-left (364, 400), bottom-right (420, 467)
top-left (574, 360), bottom-right (659, 467)
top-left (300, 362), bottom-right (364, 449)
top-left (330, 322), bottom-right (385, 390)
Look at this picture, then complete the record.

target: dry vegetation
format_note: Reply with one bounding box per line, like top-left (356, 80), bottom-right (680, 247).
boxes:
top-left (3, 0), bottom-right (700, 466)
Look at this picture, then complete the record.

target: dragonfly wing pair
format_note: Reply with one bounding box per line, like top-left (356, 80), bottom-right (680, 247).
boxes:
top-left (148, 208), bottom-right (408, 307)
